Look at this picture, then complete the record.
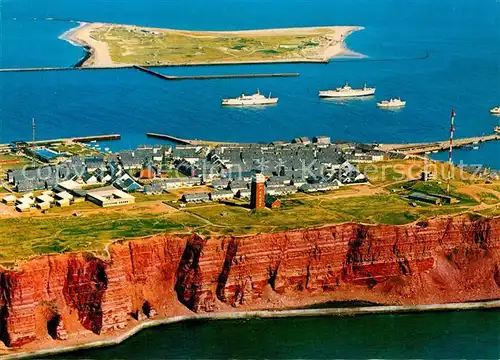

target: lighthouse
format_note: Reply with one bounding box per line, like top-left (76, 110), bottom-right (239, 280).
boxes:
top-left (250, 173), bottom-right (266, 209)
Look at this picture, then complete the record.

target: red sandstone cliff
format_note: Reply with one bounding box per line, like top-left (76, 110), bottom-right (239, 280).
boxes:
top-left (0, 216), bottom-right (499, 348)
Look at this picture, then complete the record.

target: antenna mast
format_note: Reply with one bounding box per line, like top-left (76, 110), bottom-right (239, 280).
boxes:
top-left (447, 109), bottom-right (456, 195)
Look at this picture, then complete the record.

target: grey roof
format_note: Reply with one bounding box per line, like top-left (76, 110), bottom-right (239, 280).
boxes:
top-left (114, 174), bottom-right (142, 192)
top-left (313, 136), bottom-right (331, 143)
top-left (409, 192), bottom-right (441, 203)
top-left (182, 192), bottom-right (210, 201)
top-left (223, 170), bottom-right (254, 180)
top-left (211, 179), bottom-right (230, 188)
top-left (144, 183), bottom-right (163, 194)
top-left (172, 148), bottom-right (201, 159)
top-left (269, 185), bottom-right (297, 194)
top-left (267, 181), bottom-right (286, 188)
top-left (69, 156), bottom-right (85, 165)
top-left (71, 189), bottom-right (88, 198)
top-left (184, 177), bottom-right (201, 184)
top-left (301, 183), bottom-right (335, 192)
top-left (81, 172), bottom-right (95, 182)
top-left (120, 152), bottom-right (142, 166)
top-left (211, 189), bottom-right (234, 197)
top-left (229, 180), bottom-right (249, 189)
top-left (85, 156), bottom-right (105, 168)
top-left (16, 179), bottom-right (45, 192)
top-left (162, 177), bottom-right (185, 184)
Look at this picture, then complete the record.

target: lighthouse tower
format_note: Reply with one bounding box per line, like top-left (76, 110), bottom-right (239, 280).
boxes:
top-left (250, 173), bottom-right (266, 209)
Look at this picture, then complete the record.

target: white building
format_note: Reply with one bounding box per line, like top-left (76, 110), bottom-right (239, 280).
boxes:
top-left (86, 188), bottom-right (135, 208)
top-left (36, 194), bottom-right (55, 204)
top-left (210, 190), bottom-right (234, 201)
top-left (2, 194), bottom-right (17, 205)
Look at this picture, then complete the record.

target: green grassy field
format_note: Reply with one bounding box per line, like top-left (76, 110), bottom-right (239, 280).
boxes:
top-left (0, 190), bottom-right (475, 264)
top-left (162, 169), bottom-right (186, 178)
top-left (0, 212), bottom-right (205, 263)
top-left (478, 192), bottom-right (499, 205)
top-left (186, 194), bottom-right (470, 235)
top-left (0, 154), bottom-right (31, 169)
top-left (357, 161), bottom-right (408, 186)
top-left (89, 25), bottom-right (337, 65)
top-left (387, 180), bottom-right (478, 205)
top-left (358, 159), bottom-right (482, 188)
top-left (133, 192), bottom-right (179, 203)
top-left (53, 143), bottom-right (101, 157)
top-left (477, 206), bottom-right (500, 217)
top-left (0, 158), bottom-right (497, 265)
top-left (0, 154), bottom-right (33, 182)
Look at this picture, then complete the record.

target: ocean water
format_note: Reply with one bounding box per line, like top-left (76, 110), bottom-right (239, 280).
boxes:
top-left (49, 310), bottom-right (500, 359)
top-left (0, 0), bottom-right (499, 167)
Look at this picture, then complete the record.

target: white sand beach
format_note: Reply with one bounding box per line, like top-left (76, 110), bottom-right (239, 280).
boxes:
top-left (62, 22), bottom-right (115, 66)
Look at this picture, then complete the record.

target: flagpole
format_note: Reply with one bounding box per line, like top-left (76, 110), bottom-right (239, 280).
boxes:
top-left (447, 109), bottom-right (456, 195)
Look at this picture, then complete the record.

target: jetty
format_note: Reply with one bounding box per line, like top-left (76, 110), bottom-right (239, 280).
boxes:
top-left (0, 66), bottom-right (132, 73)
top-left (146, 133), bottom-right (193, 145)
top-left (0, 60), bottom-right (316, 73)
top-left (377, 133), bottom-right (499, 154)
top-left (0, 134), bottom-right (121, 150)
top-left (0, 64), bottom-right (301, 78)
top-left (133, 65), bottom-right (299, 81)
top-left (149, 130), bottom-right (500, 153)
top-left (32, 134), bottom-right (121, 145)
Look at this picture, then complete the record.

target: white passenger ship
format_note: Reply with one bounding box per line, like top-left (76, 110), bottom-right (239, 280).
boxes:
top-left (319, 83), bottom-right (376, 98)
top-left (490, 106), bottom-right (500, 115)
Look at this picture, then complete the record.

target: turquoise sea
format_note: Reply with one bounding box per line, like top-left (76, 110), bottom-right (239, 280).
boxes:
top-left (50, 310), bottom-right (500, 359)
top-left (2, 1), bottom-right (500, 357)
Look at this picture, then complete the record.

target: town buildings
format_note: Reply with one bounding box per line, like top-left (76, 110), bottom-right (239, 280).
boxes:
top-left (1, 137), bottom-right (379, 215)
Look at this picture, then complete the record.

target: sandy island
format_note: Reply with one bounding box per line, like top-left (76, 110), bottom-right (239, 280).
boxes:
top-left (60, 22), bottom-right (364, 67)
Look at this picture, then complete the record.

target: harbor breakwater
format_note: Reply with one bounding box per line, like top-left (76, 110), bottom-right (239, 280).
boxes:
top-left (0, 215), bottom-right (498, 356)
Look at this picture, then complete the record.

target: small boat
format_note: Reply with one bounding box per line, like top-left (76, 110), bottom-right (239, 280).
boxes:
top-left (104, 147), bottom-right (110, 151)
top-left (490, 106), bottom-right (500, 115)
top-left (463, 144), bottom-right (479, 150)
top-left (377, 98), bottom-right (406, 108)
top-left (319, 82), bottom-right (376, 98)
top-left (494, 126), bottom-right (500, 133)
top-left (222, 90), bottom-right (278, 106)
